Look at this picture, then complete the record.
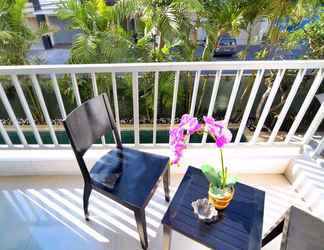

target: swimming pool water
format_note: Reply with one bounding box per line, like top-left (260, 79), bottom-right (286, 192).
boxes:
top-left (0, 129), bottom-right (245, 145)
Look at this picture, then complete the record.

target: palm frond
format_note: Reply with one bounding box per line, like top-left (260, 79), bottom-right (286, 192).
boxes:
top-left (71, 34), bottom-right (97, 63)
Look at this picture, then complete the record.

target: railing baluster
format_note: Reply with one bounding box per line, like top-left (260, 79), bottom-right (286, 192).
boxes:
top-left (302, 101), bottom-right (324, 144)
top-left (313, 137), bottom-right (324, 158)
top-left (91, 73), bottom-right (105, 145)
top-left (224, 70), bottom-right (243, 125)
top-left (30, 74), bottom-right (58, 146)
top-left (189, 71), bottom-right (201, 116)
top-left (250, 69), bottom-right (286, 144)
top-left (11, 75), bottom-right (43, 146)
top-left (235, 69), bottom-right (265, 144)
top-left (285, 69), bottom-right (324, 143)
top-left (153, 71), bottom-right (159, 145)
top-left (50, 73), bottom-right (67, 119)
top-left (91, 73), bottom-right (99, 96)
top-left (202, 70), bottom-right (222, 144)
top-left (132, 72), bottom-right (140, 146)
top-left (71, 73), bottom-right (81, 106)
top-left (170, 71), bottom-right (180, 127)
top-left (0, 83), bottom-right (27, 146)
top-left (0, 120), bottom-right (12, 147)
top-left (268, 69), bottom-right (306, 143)
top-left (111, 72), bottom-right (121, 137)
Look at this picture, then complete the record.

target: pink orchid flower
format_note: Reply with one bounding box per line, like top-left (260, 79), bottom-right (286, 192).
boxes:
top-left (179, 114), bottom-right (202, 135)
top-left (169, 126), bottom-right (187, 165)
top-left (203, 116), bottom-right (232, 148)
top-left (215, 128), bottom-right (232, 147)
top-left (170, 114), bottom-right (232, 165)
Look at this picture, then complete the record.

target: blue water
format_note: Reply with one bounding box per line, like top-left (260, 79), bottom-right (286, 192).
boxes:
top-left (0, 129), bottom-right (245, 145)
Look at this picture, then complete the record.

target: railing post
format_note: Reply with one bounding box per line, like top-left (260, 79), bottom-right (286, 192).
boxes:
top-left (132, 72), bottom-right (140, 146)
top-left (153, 71), bottom-right (159, 145)
top-left (250, 69), bottom-right (285, 144)
top-left (0, 83), bottom-right (27, 146)
top-left (111, 72), bottom-right (121, 138)
top-left (302, 101), bottom-right (324, 144)
top-left (71, 73), bottom-right (82, 106)
top-left (268, 69), bottom-right (306, 143)
top-left (11, 75), bottom-right (43, 146)
top-left (91, 72), bottom-right (105, 145)
top-left (285, 69), bottom-right (324, 143)
top-left (50, 73), bottom-right (67, 119)
top-left (224, 70), bottom-right (243, 125)
top-left (202, 70), bottom-right (222, 144)
top-left (170, 71), bottom-right (180, 127)
top-left (235, 69), bottom-right (265, 144)
top-left (30, 74), bottom-right (59, 146)
top-left (0, 120), bottom-right (12, 147)
top-left (189, 71), bottom-right (201, 116)
top-left (312, 137), bottom-right (324, 158)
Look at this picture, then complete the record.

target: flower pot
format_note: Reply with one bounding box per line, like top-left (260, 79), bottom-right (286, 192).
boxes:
top-left (208, 186), bottom-right (235, 210)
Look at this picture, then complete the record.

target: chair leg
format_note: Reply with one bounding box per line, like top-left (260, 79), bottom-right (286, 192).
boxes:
top-left (134, 208), bottom-right (148, 250)
top-left (83, 183), bottom-right (92, 221)
top-left (163, 166), bottom-right (170, 202)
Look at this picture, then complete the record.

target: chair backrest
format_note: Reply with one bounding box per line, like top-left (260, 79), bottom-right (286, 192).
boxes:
top-left (63, 93), bottom-right (122, 180)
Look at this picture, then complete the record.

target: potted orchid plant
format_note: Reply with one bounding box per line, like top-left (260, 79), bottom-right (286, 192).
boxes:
top-left (169, 114), bottom-right (237, 210)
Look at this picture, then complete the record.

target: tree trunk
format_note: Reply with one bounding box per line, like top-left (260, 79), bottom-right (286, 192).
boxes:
top-left (255, 86), bottom-right (271, 119)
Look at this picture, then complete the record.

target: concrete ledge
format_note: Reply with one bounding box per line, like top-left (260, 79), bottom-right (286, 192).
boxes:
top-left (0, 144), bottom-right (302, 176)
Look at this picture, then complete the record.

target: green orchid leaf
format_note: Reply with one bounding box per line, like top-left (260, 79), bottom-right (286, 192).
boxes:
top-left (226, 175), bottom-right (238, 186)
top-left (201, 164), bottom-right (221, 187)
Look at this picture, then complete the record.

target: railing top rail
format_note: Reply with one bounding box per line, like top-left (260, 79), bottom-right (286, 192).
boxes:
top-left (0, 60), bottom-right (323, 75)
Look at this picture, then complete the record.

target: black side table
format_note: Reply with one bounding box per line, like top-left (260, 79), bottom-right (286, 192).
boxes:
top-left (162, 166), bottom-right (265, 250)
top-left (262, 206), bottom-right (324, 250)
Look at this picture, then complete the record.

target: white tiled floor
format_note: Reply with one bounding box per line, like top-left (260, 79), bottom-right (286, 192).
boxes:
top-left (0, 174), bottom-right (308, 250)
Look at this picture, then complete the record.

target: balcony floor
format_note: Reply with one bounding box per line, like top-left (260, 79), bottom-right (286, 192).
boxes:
top-left (0, 173), bottom-right (308, 250)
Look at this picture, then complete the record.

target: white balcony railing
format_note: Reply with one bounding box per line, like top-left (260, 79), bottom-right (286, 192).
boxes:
top-left (0, 60), bottom-right (323, 150)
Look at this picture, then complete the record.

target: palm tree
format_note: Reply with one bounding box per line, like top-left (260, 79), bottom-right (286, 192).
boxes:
top-left (131, 0), bottom-right (202, 116)
top-left (0, 0), bottom-right (34, 65)
top-left (195, 0), bottom-right (247, 115)
top-left (134, 0), bottom-right (201, 62)
top-left (231, 0), bottom-right (321, 125)
top-left (57, 0), bottom-right (139, 64)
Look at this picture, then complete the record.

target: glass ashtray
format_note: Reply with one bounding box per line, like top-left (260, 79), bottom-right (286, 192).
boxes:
top-left (192, 198), bottom-right (218, 223)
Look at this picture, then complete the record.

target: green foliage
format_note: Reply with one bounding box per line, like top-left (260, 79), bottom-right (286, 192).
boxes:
top-left (0, 0), bottom-right (34, 65)
top-left (253, 0), bottom-right (321, 60)
top-left (57, 0), bottom-right (137, 64)
top-left (0, 0), bottom-right (55, 65)
top-left (1, 0), bottom-right (323, 124)
top-left (201, 163), bottom-right (237, 192)
top-left (285, 9), bottom-right (324, 59)
top-left (201, 164), bottom-right (222, 187)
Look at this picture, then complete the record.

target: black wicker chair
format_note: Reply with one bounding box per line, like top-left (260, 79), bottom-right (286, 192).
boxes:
top-left (63, 93), bottom-right (170, 249)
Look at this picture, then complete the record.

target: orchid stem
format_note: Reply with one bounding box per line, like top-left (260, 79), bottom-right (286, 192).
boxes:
top-left (220, 148), bottom-right (225, 189)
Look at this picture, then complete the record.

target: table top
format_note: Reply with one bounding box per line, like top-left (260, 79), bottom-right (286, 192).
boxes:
top-left (162, 166), bottom-right (265, 250)
top-left (283, 206), bottom-right (324, 250)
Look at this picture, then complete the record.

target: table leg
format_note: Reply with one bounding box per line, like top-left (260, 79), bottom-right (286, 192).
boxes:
top-left (163, 225), bottom-right (172, 250)
top-left (262, 218), bottom-right (284, 247)
top-left (262, 207), bottom-right (291, 247)
top-left (163, 166), bottom-right (170, 202)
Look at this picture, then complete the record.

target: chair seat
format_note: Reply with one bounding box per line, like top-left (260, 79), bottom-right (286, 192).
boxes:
top-left (90, 147), bottom-right (169, 208)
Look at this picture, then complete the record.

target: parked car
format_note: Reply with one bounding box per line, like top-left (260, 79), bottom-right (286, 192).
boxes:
top-left (213, 36), bottom-right (238, 56)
